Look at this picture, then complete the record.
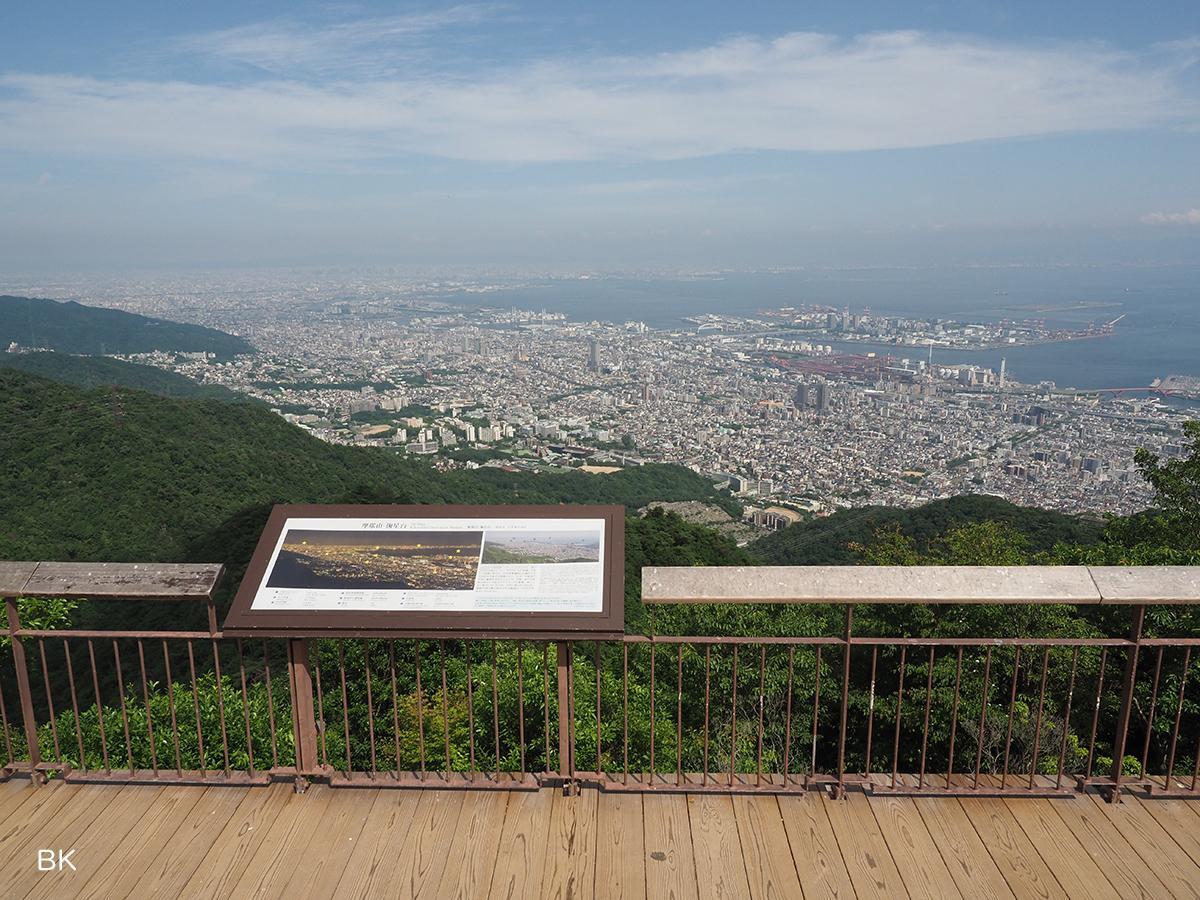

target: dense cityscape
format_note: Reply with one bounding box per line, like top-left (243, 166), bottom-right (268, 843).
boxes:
top-left (16, 274), bottom-right (1191, 529)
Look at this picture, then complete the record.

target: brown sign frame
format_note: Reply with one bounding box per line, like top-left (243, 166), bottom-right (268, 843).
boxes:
top-left (223, 503), bottom-right (625, 638)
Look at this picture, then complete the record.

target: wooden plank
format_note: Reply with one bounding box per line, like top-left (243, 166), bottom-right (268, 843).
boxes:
top-left (540, 786), bottom-right (599, 900)
top-left (394, 791), bottom-right (469, 897)
top-left (1089, 566), bottom-right (1200, 604)
top-left (688, 793), bottom-right (751, 900)
top-left (0, 783), bottom-right (104, 877)
top-left (868, 792), bottom-right (962, 899)
top-left (595, 791), bottom-right (645, 899)
top-left (489, 788), bottom-right (554, 899)
top-left (776, 794), bottom-right (856, 900)
top-left (1001, 796), bottom-right (1120, 900)
top-left (0, 562), bottom-right (36, 596)
top-left (642, 565), bottom-right (1102, 605)
top-left (731, 795), bottom-right (802, 900)
top-left (21, 562), bottom-right (223, 600)
top-left (437, 790), bottom-right (511, 900)
top-left (1047, 790), bottom-right (1172, 900)
top-left (332, 788), bottom-right (422, 899)
top-left (229, 782), bottom-right (337, 896)
top-left (1092, 793), bottom-right (1200, 899)
top-left (909, 792), bottom-right (1014, 900)
top-left (73, 785), bottom-right (207, 899)
top-left (177, 783), bottom-right (300, 898)
top-left (280, 786), bottom-right (378, 897)
top-left (643, 793), bottom-right (698, 900)
top-left (824, 790), bottom-right (909, 899)
top-left (21, 785), bottom-right (167, 900)
top-left (956, 795), bottom-right (1069, 900)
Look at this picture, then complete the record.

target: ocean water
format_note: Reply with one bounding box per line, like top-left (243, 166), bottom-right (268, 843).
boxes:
top-left (445, 266), bottom-right (1200, 395)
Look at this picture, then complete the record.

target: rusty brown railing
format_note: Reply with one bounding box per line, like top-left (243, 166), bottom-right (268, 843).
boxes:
top-left (3, 562), bottom-right (1200, 803)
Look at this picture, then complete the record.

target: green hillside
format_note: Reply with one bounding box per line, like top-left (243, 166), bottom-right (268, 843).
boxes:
top-left (750, 494), bottom-right (1104, 565)
top-left (0, 370), bottom-right (738, 566)
top-left (0, 295), bottom-right (253, 358)
top-left (0, 352), bottom-right (247, 401)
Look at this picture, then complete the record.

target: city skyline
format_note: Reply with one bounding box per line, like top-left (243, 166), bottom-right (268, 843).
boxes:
top-left (2, 2), bottom-right (1199, 271)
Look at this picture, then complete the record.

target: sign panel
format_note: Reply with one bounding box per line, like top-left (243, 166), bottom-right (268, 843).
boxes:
top-left (223, 504), bottom-right (624, 636)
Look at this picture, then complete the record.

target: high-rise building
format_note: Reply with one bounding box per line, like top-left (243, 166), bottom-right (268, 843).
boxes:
top-left (815, 381), bottom-right (830, 413)
top-left (999, 357), bottom-right (1007, 388)
top-left (587, 338), bottom-right (601, 371)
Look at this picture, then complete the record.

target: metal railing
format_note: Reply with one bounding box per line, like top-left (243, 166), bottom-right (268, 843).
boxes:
top-left (3, 562), bottom-right (1200, 803)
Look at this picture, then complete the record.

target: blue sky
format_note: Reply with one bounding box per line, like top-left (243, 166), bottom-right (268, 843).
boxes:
top-left (1, 2), bottom-right (1199, 271)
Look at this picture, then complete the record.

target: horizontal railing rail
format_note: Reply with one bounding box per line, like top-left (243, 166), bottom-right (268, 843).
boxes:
top-left (3, 562), bottom-right (1200, 804)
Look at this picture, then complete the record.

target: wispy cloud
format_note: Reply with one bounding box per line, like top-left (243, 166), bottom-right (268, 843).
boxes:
top-left (0, 27), bottom-right (1196, 168)
top-left (1142, 207), bottom-right (1200, 224)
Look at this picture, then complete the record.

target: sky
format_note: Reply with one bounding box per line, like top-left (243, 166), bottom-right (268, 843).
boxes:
top-left (1, 1), bottom-right (1199, 272)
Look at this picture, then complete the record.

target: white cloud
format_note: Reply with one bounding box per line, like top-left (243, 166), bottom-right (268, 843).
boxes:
top-left (1141, 208), bottom-right (1200, 224)
top-left (0, 28), bottom-right (1196, 167)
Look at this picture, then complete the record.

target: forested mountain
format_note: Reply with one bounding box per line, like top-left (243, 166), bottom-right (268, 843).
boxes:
top-left (750, 494), bottom-right (1104, 565)
top-left (0, 351), bottom-right (247, 401)
top-left (0, 295), bottom-right (253, 357)
top-left (0, 370), bottom-right (738, 566)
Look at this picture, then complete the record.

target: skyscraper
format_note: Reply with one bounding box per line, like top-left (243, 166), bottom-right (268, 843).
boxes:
top-left (588, 337), bottom-right (601, 371)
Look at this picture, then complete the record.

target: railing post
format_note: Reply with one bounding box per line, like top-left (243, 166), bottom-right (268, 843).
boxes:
top-left (1108, 604), bottom-right (1146, 803)
top-left (4, 597), bottom-right (42, 782)
top-left (835, 604), bottom-right (853, 798)
top-left (287, 638), bottom-right (320, 791)
top-left (556, 641), bottom-right (575, 792)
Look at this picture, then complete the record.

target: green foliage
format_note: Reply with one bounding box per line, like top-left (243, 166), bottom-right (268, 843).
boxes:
top-left (0, 352), bottom-right (248, 402)
top-left (0, 295), bottom-right (253, 358)
top-left (750, 495), bottom-right (1103, 565)
top-left (0, 597), bottom-right (78, 650)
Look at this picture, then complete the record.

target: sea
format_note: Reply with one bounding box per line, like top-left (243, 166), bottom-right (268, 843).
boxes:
top-left (438, 266), bottom-right (1200, 405)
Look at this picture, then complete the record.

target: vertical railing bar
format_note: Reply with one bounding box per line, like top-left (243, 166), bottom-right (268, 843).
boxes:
top-left (1057, 648), bottom-right (1079, 789)
top-left (622, 643), bottom-right (629, 785)
top-left (544, 642), bottom-right (552, 776)
top-left (517, 640), bottom-right (526, 779)
top-left (314, 661), bottom-right (329, 770)
top-left (946, 648), bottom-right (963, 788)
top-left (649, 642), bottom-right (657, 784)
top-left (415, 642), bottom-right (426, 780)
top-left (136, 640), bottom-right (157, 776)
top-left (492, 641), bottom-right (501, 781)
top-left (1028, 648), bottom-right (1050, 790)
top-left (918, 647), bottom-right (935, 789)
top-left (1165, 648), bottom-right (1191, 785)
top-left (338, 643), bottom-right (351, 778)
top-left (212, 640), bottom-right (231, 777)
top-left (890, 646), bottom-right (906, 790)
top-left (261, 641), bottom-right (279, 770)
top-left (1140, 646), bottom-right (1165, 777)
top-left (1111, 606), bottom-right (1147, 801)
top-left (440, 641), bottom-right (451, 781)
top-left (186, 641), bottom-right (205, 778)
top-left (973, 646), bottom-right (992, 790)
top-left (88, 639), bottom-right (111, 773)
top-left (1000, 646), bottom-right (1021, 790)
top-left (65, 640), bottom-right (85, 773)
top-left (810, 647), bottom-right (822, 782)
top-left (596, 643), bottom-right (604, 779)
top-left (0, 676), bottom-right (11, 766)
top-left (363, 641), bottom-right (377, 780)
top-left (466, 642), bottom-right (476, 782)
top-left (389, 642), bottom-right (401, 780)
top-left (755, 645), bottom-right (765, 788)
top-left (162, 641), bottom-right (181, 776)
top-left (729, 644), bottom-right (738, 786)
top-left (235, 640), bottom-right (255, 777)
top-left (38, 639), bottom-right (62, 765)
top-left (1085, 648), bottom-right (1108, 780)
top-left (112, 640), bottom-right (135, 775)
top-left (703, 645), bottom-right (712, 787)
top-left (782, 646), bottom-right (793, 787)
top-left (864, 647), bottom-right (878, 778)
top-left (677, 644), bottom-right (685, 787)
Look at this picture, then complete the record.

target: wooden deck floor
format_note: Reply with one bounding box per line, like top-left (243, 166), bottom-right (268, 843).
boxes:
top-left (1, 774), bottom-right (1199, 899)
